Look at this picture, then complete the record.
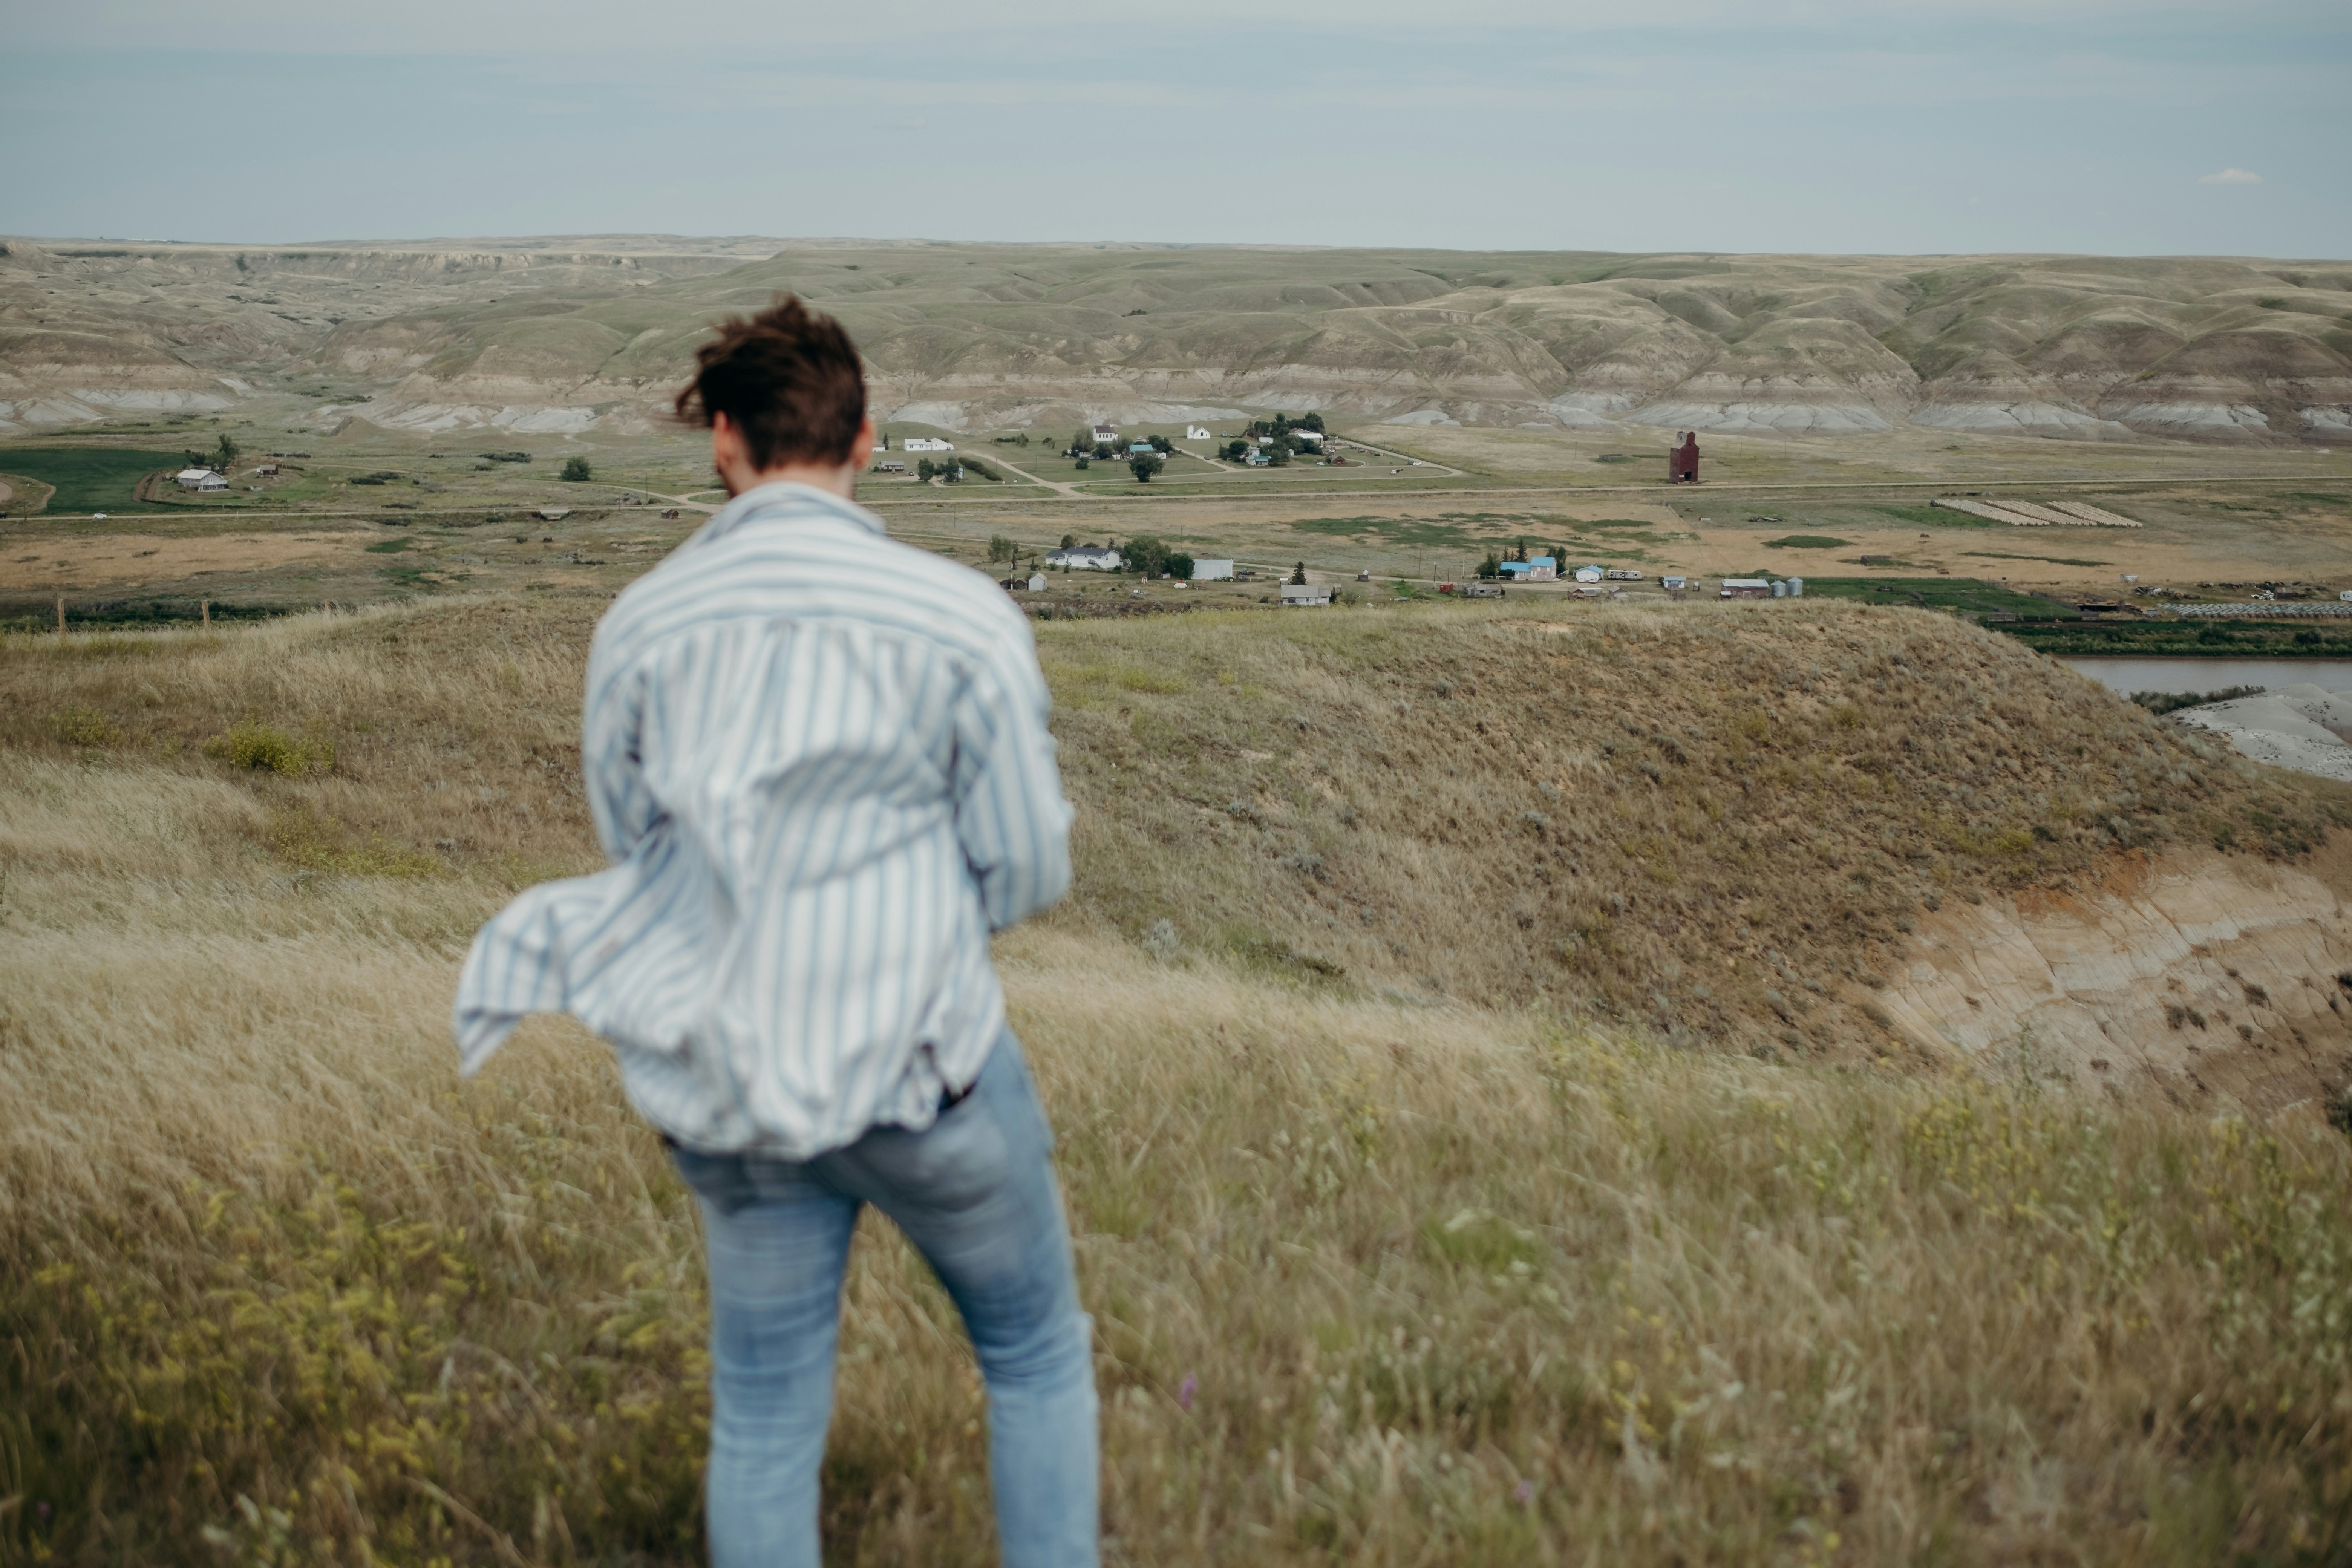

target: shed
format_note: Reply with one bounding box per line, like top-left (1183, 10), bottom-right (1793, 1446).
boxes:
top-left (1047, 546), bottom-right (1122, 570)
top-left (1719, 578), bottom-right (1770, 599)
top-left (1191, 558), bottom-right (1235, 581)
top-left (175, 468), bottom-right (227, 491)
top-left (1572, 565), bottom-right (1604, 584)
top-left (1662, 575), bottom-right (1688, 591)
top-left (1280, 583), bottom-right (1334, 606)
top-left (1028, 573), bottom-right (1047, 591)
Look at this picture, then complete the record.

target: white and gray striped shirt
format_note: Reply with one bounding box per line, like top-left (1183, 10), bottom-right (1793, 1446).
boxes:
top-left (453, 481), bottom-right (1073, 1157)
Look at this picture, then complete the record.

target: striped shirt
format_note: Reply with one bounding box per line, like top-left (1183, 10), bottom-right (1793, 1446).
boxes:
top-left (452, 481), bottom-right (1072, 1157)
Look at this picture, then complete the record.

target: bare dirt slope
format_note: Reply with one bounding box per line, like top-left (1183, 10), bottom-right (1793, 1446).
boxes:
top-left (6, 237), bottom-right (2349, 444)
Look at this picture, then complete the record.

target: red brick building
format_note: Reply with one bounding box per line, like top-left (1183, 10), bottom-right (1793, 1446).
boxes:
top-left (1669, 431), bottom-right (1700, 483)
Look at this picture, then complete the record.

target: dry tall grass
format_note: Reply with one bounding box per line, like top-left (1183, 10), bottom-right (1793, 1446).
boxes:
top-left (4, 600), bottom-right (2349, 1565)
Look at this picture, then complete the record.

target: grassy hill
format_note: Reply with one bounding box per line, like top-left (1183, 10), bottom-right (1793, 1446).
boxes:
top-left (3, 597), bottom-right (2349, 1563)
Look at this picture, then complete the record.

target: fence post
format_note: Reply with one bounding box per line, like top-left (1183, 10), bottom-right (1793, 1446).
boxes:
top-left (201, 599), bottom-right (211, 628)
top-left (56, 596), bottom-right (66, 638)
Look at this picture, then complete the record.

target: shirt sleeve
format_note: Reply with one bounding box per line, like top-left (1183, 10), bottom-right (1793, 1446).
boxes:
top-left (583, 649), bottom-right (659, 866)
top-left (953, 625), bottom-right (1073, 931)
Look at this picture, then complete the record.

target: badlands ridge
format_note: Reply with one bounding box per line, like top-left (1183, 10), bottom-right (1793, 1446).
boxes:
top-left (3, 235), bottom-right (2349, 442)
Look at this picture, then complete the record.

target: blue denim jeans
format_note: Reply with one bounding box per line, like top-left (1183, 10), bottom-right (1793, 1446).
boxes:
top-left (669, 1033), bottom-right (1098, 1568)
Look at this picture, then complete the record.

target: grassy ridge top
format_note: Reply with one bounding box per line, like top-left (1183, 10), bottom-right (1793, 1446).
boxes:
top-left (1038, 599), bottom-right (2347, 1055)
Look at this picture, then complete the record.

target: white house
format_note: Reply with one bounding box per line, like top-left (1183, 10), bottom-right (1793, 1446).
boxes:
top-left (1191, 558), bottom-right (1235, 581)
top-left (1047, 546), bottom-right (1122, 570)
top-left (175, 468), bottom-right (227, 492)
top-left (903, 437), bottom-right (956, 452)
top-left (1291, 429), bottom-right (1323, 445)
top-left (1091, 424), bottom-right (1118, 445)
top-left (1280, 582), bottom-right (1334, 607)
top-left (1185, 426), bottom-right (1211, 441)
top-left (1572, 565), bottom-right (1605, 584)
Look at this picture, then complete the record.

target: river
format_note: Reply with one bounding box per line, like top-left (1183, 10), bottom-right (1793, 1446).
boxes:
top-left (2057, 657), bottom-right (2352, 697)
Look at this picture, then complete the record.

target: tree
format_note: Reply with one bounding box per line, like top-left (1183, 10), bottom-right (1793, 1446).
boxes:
top-left (1167, 552), bottom-right (1194, 580)
top-left (1072, 428), bottom-right (1093, 456)
top-left (1074, 456), bottom-right (1090, 470)
top-left (1148, 434), bottom-right (1173, 454)
top-left (1060, 533), bottom-right (1076, 549)
top-left (1221, 439), bottom-right (1250, 461)
top-left (1289, 561), bottom-right (1308, 585)
top-left (917, 458), bottom-right (937, 482)
top-left (1129, 454), bottom-right (1164, 483)
top-left (1268, 444), bottom-right (1290, 467)
top-left (1094, 443), bottom-right (1115, 460)
top-left (1296, 411), bottom-right (1326, 433)
top-left (986, 534), bottom-right (1017, 565)
top-left (213, 433), bottom-right (240, 471)
top-left (560, 457), bottom-right (593, 482)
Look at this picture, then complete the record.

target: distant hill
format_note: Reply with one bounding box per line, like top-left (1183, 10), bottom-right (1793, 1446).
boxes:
top-left (5, 236), bottom-right (2349, 443)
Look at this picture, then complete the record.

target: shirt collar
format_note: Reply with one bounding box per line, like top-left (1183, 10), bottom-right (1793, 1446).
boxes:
top-left (694, 481), bottom-right (887, 549)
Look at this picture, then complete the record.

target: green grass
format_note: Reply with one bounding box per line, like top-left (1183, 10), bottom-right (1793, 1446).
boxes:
top-left (1962, 550), bottom-right (2112, 568)
top-left (1762, 534), bottom-right (1850, 549)
top-left (0, 447), bottom-right (193, 514)
top-left (2007, 621), bottom-right (2352, 658)
top-left (1292, 516), bottom-right (1482, 548)
top-left (1871, 504), bottom-right (2000, 530)
top-left (363, 536), bottom-right (416, 554)
top-left (1798, 576), bottom-right (2082, 619)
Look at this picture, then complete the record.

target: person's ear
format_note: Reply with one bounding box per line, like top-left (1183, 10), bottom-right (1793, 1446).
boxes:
top-left (850, 413), bottom-right (877, 469)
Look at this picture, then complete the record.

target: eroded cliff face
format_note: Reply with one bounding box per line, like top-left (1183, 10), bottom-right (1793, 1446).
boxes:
top-left (1878, 843), bottom-right (2352, 1121)
top-left (8, 240), bottom-right (2350, 440)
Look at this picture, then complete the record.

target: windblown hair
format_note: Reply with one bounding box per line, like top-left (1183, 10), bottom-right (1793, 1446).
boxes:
top-left (673, 294), bottom-right (867, 469)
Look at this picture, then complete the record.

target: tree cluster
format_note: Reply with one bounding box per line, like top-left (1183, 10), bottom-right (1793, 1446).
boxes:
top-left (1121, 535), bottom-right (1195, 580)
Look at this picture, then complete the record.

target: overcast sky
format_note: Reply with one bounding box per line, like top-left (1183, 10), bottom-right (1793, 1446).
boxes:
top-left (4, 0), bottom-right (2346, 257)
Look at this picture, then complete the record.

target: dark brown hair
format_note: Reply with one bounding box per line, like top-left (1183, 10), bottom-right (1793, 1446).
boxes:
top-left (673, 294), bottom-right (867, 469)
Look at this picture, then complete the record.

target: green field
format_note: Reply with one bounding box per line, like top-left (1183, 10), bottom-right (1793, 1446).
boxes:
top-left (2004, 619), bottom-right (2352, 658)
top-left (0, 447), bottom-right (190, 514)
top-left (1796, 575), bottom-right (2082, 619)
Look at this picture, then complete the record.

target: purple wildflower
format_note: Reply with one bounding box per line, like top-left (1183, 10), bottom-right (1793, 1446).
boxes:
top-left (1512, 1479), bottom-right (1535, 1507)
top-left (1177, 1373), bottom-right (1197, 1411)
